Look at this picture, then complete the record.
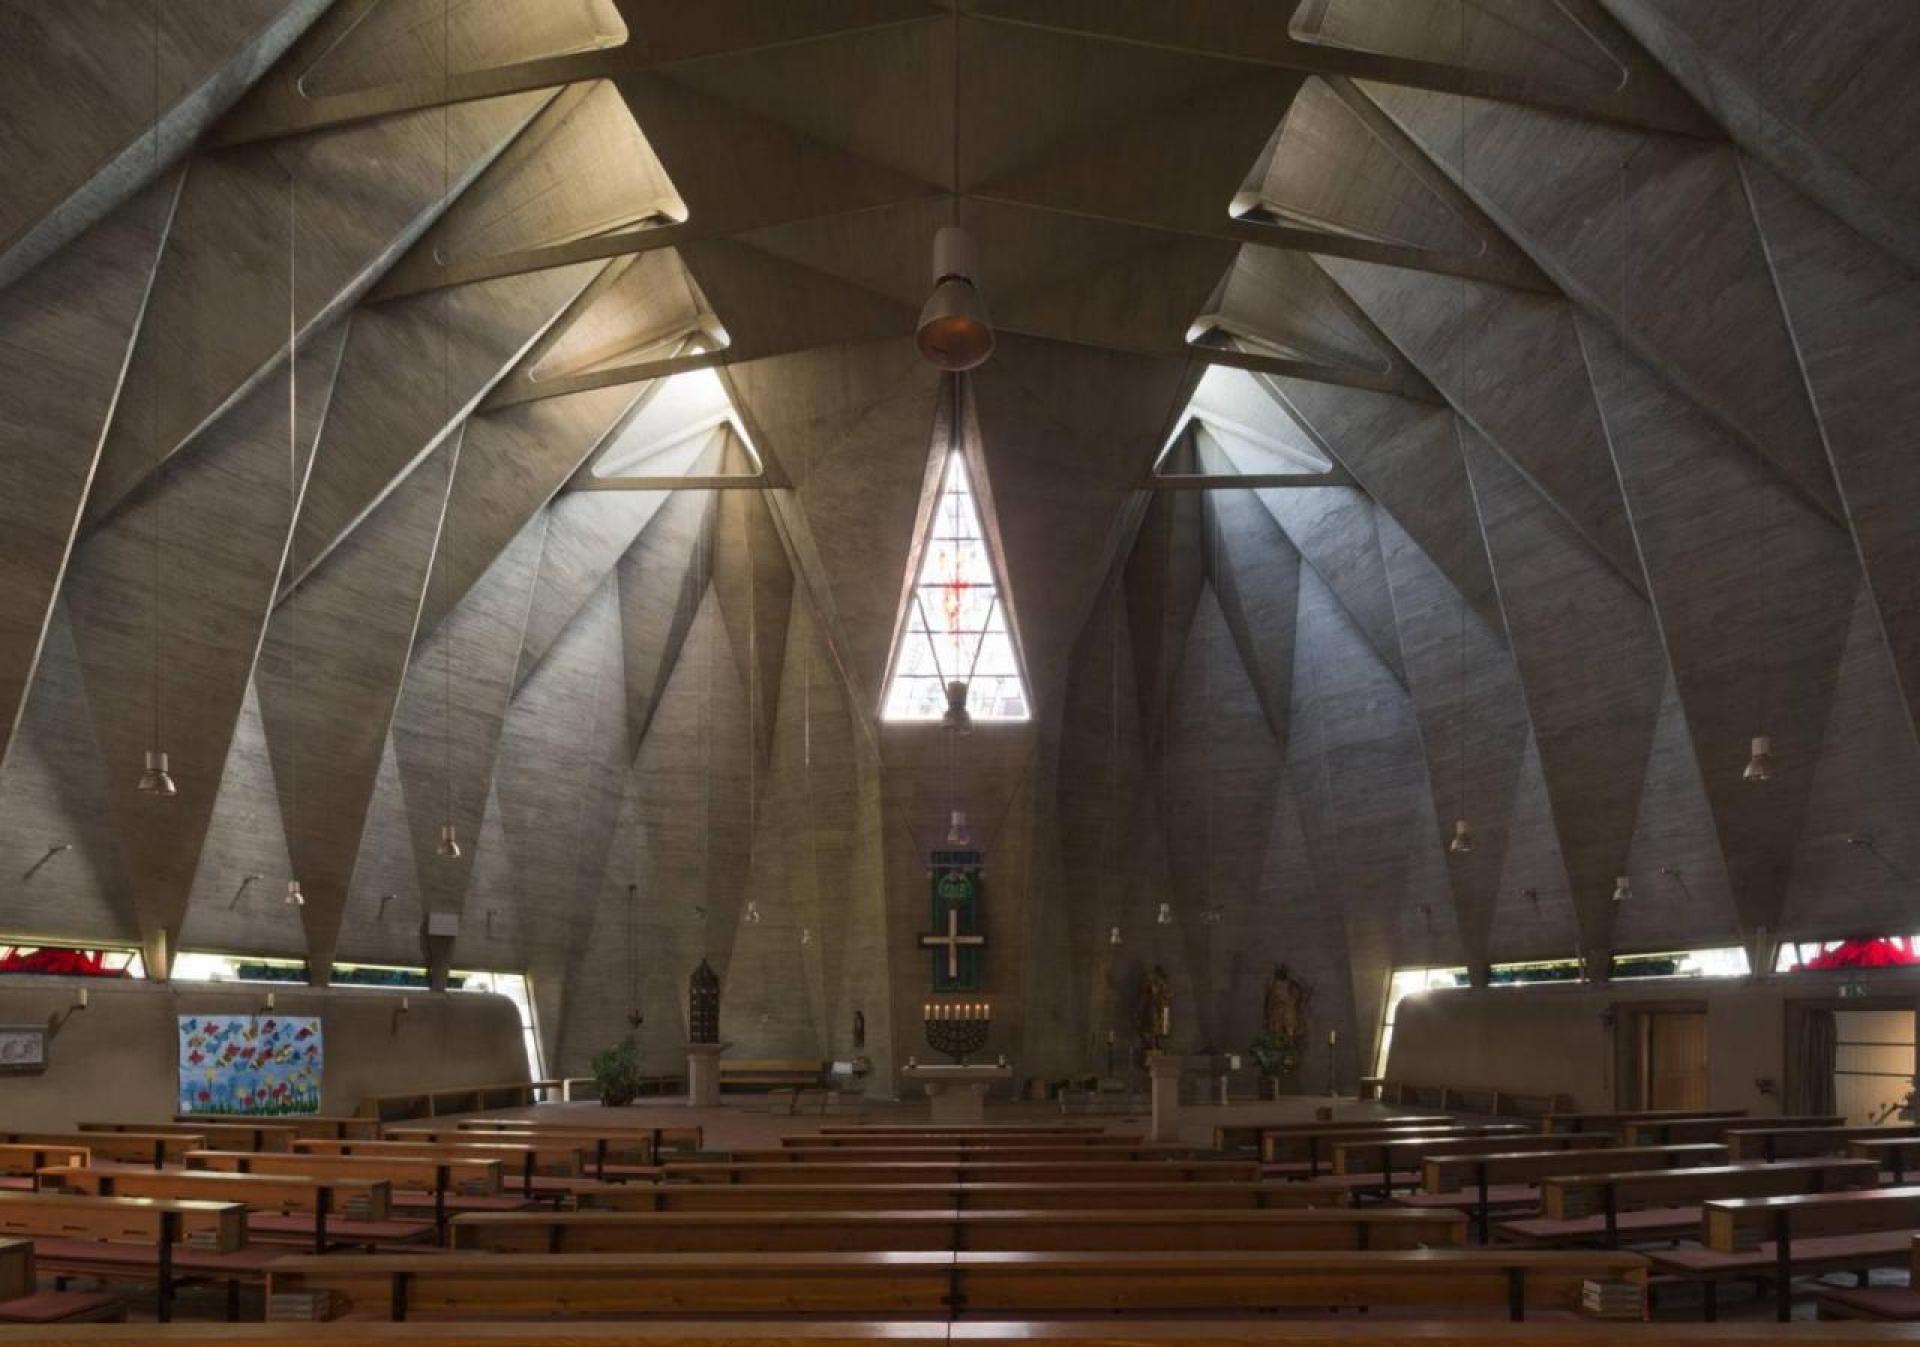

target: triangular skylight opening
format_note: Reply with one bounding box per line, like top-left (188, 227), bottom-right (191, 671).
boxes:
top-left (1153, 365), bottom-right (1334, 477)
top-left (881, 452), bottom-right (1030, 723)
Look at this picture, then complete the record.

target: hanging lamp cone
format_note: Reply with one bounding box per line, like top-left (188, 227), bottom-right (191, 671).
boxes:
top-left (916, 227), bottom-right (994, 371)
top-left (1743, 735), bottom-right (1775, 782)
top-left (1612, 875), bottom-right (1631, 903)
top-left (138, 749), bottom-right (177, 797)
top-left (942, 679), bottom-right (973, 735)
top-left (1448, 818), bottom-right (1473, 854)
top-left (946, 808), bottom-right (971, 846)
top-left (285, 879), bottom-right (306, 907)
top-left (436, 823), bottom-right (462, 859)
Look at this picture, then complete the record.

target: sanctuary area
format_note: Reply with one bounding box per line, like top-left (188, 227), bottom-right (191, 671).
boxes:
top-left (2, 0), bottom-right (1920, 1342)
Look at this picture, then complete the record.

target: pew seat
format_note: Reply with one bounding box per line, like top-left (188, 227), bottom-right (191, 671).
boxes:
top-left (1819, 1286), bottom-right (1920, 1321)
top-left (0, 1238), bottom-right (123, 1324)
top-left (0, 1192), bottom-right (259, 1322)
top-left (1652, 1232), bottom-right (1914, 1321)
top-left (1689, 1186), bottom-right (1920, 1321)
top-left (1501, 1205), bottom-right (1706, 1246)
top-left (265, 1247), bottom-right (1650, 1322)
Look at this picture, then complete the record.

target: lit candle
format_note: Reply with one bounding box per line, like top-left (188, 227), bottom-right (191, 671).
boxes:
top-left (984, 1003), bottom-right (991, 1022)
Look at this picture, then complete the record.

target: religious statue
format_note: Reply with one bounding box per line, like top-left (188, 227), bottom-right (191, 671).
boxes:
top-left (1249, 964), bottom-right (1312, 1087)
top-left (1264, 963), bottom-right (1311, 1041)
top-left (688, 958), bottom-right (720, 1044)
top-left (852, 1009), bottom-right (866, 1051)
top-left (1137, 964), bottom-right (1172, 1053)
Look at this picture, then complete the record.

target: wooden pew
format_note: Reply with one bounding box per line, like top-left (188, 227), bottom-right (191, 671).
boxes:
top-left (392, 1127), bottom-right (656, 1180)
top-left (1419, 1143), bottom-right (1728, 1242)
top-left (0, 1191), bottom-right (256, 1322)
top-left (817, 1125), bottom-right (1107, 1135)
top-left (1672, 1186), bottom-right (1920, 1320)
top-left (803, 1131), bottom-right (1145, 1149)
top-left (0, 1143), bottom-right (89, 1189)
top-left (46, 1165), bottom-right (396, 1254)
top-left (652, 1159), bottom-right (1260, 1186)
top-left (455, 1120), bottom-right (706, 1165)
top-left (186, 1149), bottom-right (504, 1243)
top-left (1727, 1124), bottom-right (1920, 1163)
top-left (1543, 1110), bottom-right (1747, 1136)
top-left (1624, 1115), bottom-right (1843, 1146)
top-left (1848, 1136), bottom-right (1920, 1185)
top-left (1214, 1116), bottom-right (1452, 1153)
top-left (177, 1113), bottom-right (381, 1141)
top-left (3, 1318), bottom-right (1906, 1343)
top-left (1518, 1159), bottom-right (1879, 1247)
top-left (266, 1247), bottom-right (1649, 1322)
top-left (1258, 1119), bottom-right (1473, 1169)
top-left (0, 1132), bottom-right (202, 1170)
top-left (727, 1145), bottom-right (1205, 1166)
top-left (1325, 1126), bottom-right (1557, 1197)
top-left (577, 1180), bottom-right (1349, 1213)
top-left (81, 1120), bottom-right (297, 1153)
top-left (293, 1138), bottom-right (586, 1197)
top-left (450, 1206), bottom-right (1467, 1254)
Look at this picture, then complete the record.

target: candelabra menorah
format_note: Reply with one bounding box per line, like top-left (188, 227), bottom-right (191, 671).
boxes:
top-left (923, 1001), bottom-right (990, 1065)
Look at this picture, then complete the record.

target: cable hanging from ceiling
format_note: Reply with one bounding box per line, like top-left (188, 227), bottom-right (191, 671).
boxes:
top-left (1447, 0), bottom-right (1473, 859)
top-left (137, 0), bottom-right (176, 801)
top-left (284, 167), bottom-right (305, 911)
top-left (436, 0), bottom-right (464, 862)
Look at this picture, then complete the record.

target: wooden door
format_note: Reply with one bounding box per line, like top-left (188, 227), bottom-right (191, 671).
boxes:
top-left (1642, 1011), bottom-right (1708, 1111)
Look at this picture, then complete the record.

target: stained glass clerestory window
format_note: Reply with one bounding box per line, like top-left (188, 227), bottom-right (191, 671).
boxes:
top-left (881, 453), bottom-right (1029, 722)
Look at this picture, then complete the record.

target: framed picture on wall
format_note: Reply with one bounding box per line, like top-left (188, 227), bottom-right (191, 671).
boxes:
top-left (0, 1024), bottom-right (49, 1074)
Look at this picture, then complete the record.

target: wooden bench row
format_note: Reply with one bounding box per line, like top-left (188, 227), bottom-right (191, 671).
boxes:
top-left (359, 1081), bottom-right (572, 1123)
top-left (575, 1180), bottom-right (1349, 1213)
top-left (265, 1247), bottom-right (1651, 1322)
top-left (1367, 1081), bottom-right (1575, 1117)
top-left (449, 1206), bottom-right (1466, 1254)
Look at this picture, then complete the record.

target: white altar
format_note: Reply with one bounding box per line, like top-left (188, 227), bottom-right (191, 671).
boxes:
top-left (900, 1062), bottom-right (1011, 1124)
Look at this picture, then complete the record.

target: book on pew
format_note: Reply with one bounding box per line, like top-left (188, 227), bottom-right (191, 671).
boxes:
top-left (269, 1291), bottom-right (338, 1322)
top-left (186, 1229), bottom-right (222, 1250)
top-left (344, 1197), bottom-right (373, 1220)
top-left (1582, 1279), bottom-right (1642, 1318)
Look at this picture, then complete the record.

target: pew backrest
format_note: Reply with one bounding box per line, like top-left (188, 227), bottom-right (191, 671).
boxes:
top-left (1727, 1125), bottom-right (1920, 1163)
top-left (575, 1180), bottom-right (1349, 1213)
top-left (449, 1207), bottom-right (1467, 1254)
top-left (1542, 1110), bottom-right (1746, 1136)
top-left (654, 1159), bottom-right (1260, 1186)
top-left (1542, 1159), bottom-right (1878, 1219)
top-left (294, 1138), bottom-right (585, 1178)
top-left (1, 1131), bottom-right (201, 1168)
top-left (0, 1189), bottom-right (247, 1252)
top-left (177, 1114), bottom-right (381, 1141)
top-left (0, 1142), bottom-right (88, 1177)
top-left (185, 1149), bottom-right (502, 1196)
top-left (46, 1164), bottom-right (393, 1222)
top-left (1704, 1185), bottom-right (1920, 1252)
top-left (1423, 1144), bottom-right (1729, 1194)
top-left (81, 1120), bottom-right (297, 1152)
top-left (1623, 1115), bottom-right (1842, 1146)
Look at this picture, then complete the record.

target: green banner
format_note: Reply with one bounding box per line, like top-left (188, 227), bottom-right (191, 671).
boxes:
top-left (924, 849), bottom-right (983, 992)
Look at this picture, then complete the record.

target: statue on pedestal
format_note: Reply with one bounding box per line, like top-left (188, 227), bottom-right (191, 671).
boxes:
top-left (1137, 963), bottom-right (1172, 1054)
top-left (689, 959), bottom-right (720, 1044)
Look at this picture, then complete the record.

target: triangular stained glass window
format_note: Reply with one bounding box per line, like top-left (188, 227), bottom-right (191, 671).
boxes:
top-left (881, 453), bottom-right (1030, 722)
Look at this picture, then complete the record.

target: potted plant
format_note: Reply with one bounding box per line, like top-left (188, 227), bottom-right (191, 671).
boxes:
top-left (591, 1036), bottom-right (643, 1107)
top-left (1247, 1029), bottom-right (1302, 1100)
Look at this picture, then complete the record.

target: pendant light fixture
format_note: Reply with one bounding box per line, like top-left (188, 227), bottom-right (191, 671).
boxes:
top-left (1612, 875), bottom-right (1631, 903)
top-left (914, 9), bottom-right (993, 373)
top-left (136, 0), bottom-right (175, 800)
top-left (1742, 735), bottom-right (1775, 783)
top-left (434, 0), bottom-right (463, 861)
top-left (1108, 926), bottom-right (1122, 946)
top-left (284, 169), bottom-right (306, 916)
top-left (1156, 902), bottom-right (1173, 926)
top-left (946, 809), bottom-right (971, 846)
top-left (1446, 5), bottom-right (1472, 858)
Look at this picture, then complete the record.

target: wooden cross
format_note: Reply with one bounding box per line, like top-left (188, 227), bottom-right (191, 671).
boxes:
top-left (918, 907), bottom-right (985, 980)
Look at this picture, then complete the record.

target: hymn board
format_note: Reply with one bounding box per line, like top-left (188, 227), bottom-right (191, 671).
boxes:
top-left (919, 849), bottom-right (984, 992)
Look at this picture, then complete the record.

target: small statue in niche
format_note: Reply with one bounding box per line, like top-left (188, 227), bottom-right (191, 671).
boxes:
top-left (1263, 963), bottom-right (1311, 1042)
top-left (688, 958), bottom-right (720, 1044)
top-left (852, 1008), bottom-right (866, 1051)
top-left (1137, 963), bottom-right (1173, 1054)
